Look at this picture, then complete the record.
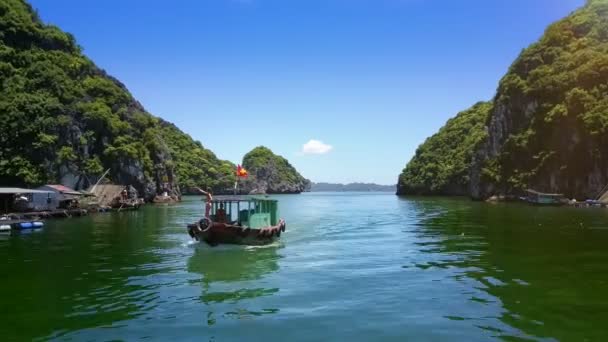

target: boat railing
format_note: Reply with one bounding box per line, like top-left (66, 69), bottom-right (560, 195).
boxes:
top-left (209, 198), bottom-right (278, 227)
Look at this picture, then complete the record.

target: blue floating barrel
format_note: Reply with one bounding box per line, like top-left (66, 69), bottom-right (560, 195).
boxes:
top-left (19, 222), bottom-right (33, 229)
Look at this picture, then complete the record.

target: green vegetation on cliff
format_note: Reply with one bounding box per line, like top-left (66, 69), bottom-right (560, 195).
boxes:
top-left (400, 0), bottom-right (608, 199)
top-left (158, 122), bottom-right (235, 192)
top-left (397, 102), bottom-right (492, 195)
top-left (477, 0), bottom-right (608, 198)
top-left (0, 0), bottom-right (232, 196)
top-left (241, 146), bottom-right (310, 194)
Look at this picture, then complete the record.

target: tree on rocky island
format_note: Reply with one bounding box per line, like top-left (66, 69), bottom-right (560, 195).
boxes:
top-left (240, 146), bottom-right (310, 194)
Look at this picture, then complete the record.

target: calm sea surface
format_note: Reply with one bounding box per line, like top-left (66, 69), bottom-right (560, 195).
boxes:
top-left (2, 193), bottom-right (608, 341)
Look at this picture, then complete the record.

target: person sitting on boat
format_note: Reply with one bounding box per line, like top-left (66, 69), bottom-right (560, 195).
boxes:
top-left (216, 203), bottom-right (227, 223)
top-left (194, 187), bottom-right (213, 219)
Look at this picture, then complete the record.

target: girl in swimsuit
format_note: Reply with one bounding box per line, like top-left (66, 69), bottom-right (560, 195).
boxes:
top-left (195, 187), bottom-right (213, 218)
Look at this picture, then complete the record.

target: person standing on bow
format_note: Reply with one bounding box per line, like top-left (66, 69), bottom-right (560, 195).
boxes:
top-left (195, 187), bottom-right (213, 219)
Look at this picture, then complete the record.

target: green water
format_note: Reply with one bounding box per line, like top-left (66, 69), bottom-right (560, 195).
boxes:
top-left (2, 193), bottom-right (608, 341)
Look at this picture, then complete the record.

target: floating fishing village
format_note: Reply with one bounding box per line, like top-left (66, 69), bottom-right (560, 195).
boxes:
top-left (0, 182), bottom-right (143, 232)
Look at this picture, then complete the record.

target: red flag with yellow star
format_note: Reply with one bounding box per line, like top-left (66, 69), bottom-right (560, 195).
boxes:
top-left (236, 165), bottom-right (248, 178)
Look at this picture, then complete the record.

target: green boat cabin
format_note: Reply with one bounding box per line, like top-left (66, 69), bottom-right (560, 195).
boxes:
top-left (208, 197), bottom-right (279, 228)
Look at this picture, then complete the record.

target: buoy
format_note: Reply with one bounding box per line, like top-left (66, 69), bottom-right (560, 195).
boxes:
top-left (0, 224), bottom-right (10, 232)
top-left (19, 222), bottom-right (33, 229)
top-left (32, 221), bottom-right (44, 228)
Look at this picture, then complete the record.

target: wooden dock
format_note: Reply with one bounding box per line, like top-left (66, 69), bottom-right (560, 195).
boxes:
top-left (5, 209), bottom-right (89, 220)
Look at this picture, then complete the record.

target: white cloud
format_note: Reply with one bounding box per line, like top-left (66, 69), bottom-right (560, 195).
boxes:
top-left (302, 139), bottom-right (333, 155)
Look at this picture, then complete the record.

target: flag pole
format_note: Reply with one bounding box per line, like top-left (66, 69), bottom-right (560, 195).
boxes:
top-left (234, 165), bottom-right (238, 195)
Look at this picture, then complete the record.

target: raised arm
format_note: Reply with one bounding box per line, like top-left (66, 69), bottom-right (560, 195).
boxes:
top-left (194, 187), bottom-right (208, 195)
top-left (195, 187), bottom-right (213, 202)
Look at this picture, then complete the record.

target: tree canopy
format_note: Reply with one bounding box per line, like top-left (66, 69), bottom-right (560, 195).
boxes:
top-left (0, 0), bottom-right (232, 195)
top-left (397, 102), bottom-right (492, 195)
top-left (242, 146), bottom-right (310, 194)
top-left (399, 0), bottom-right (608, 199)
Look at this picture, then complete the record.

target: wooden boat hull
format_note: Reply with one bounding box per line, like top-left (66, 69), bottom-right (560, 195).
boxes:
top-left (152, 195), bottom-right (180, 203)
top-left (187, 218), bottom-right (286, 246)
top-left (110, 199), bottom-right (142, 210)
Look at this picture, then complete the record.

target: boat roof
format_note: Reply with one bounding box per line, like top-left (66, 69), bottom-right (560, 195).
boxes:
top-left (526, 189), bottom-right (564, 197)
top-left (0, 187), bottom-right (53, 194)
top-left (39, 184), bottom-right (84, 196)
top-left (212, 195), bottom-right (277, 203)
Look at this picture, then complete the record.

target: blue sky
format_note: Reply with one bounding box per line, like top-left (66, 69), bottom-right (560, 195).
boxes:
top-left (30, 0), bottom-right (584, 184)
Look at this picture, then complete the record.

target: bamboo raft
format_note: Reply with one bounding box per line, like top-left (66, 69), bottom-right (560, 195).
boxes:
top-left (5, 209), bottom-right (88, 219)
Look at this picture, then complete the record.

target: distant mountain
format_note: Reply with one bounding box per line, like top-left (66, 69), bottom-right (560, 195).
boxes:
top-left (310, 182), bottom-right (396, 192)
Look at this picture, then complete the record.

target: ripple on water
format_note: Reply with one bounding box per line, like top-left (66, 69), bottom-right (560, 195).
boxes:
top-left (3, 195), bottom-right (608, 341)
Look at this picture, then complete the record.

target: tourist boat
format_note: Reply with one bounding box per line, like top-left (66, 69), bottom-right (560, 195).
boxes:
top-left (187, 197), bottom-right (286, 246)
top-left (110, 198), bottom-right (143, 210)
top-left (522, 189), bottom-right (567, 205)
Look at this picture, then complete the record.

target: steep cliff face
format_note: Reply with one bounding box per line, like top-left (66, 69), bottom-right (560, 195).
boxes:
top-left (157, 120), bottom-right (235, 194)
top-left (397, 102), bottom-right (492, 195)
top-left (0, 0), bottom-right (232, 199)
top-left (470, 0), bottom-right (608, 199)
top-left (241, 146), bottom-right (310, 194)
top-left (399, 0), bottom-right (608, 200)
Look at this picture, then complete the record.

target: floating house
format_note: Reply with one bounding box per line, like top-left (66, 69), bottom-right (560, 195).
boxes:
top-left (598, 189), bottom-right (608, 204)
top-left (86, 184), bottom-right (139, 207)
top-left (33, 185), bottom-right (87, 210)
top-left (0, 188), bottom-right (53, 213)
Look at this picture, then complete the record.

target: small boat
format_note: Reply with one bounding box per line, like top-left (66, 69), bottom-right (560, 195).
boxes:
top-left (153, 192), bottom-right (180, 204)
top-left (523, 189), bottom-right (567, 206)
top-left (187, 197), bottom-right (286, 246)
top-left (111, 198), bottom-right (143, 210)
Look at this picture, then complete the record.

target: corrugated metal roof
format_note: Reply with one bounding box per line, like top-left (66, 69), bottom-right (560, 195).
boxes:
top-left (0, 187), bottom-right (53, 194)
top-left (44, 184), bottom-right (74, 192)
top-left (38, 184), bottom-right (83, 196)
top-left (38, 185), bottom-right (84, 196)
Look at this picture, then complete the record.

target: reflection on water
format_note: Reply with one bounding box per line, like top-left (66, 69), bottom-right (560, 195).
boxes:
top-left (187, 244), bottom-right (281, 309)
top-left (0, 210), bottom-right (168, 341)
top-left (406, 197), bottom-right (608, 341)
top-left (187, 244), bottom-right (281, 283)
top-left (1, 194), bottom-right (608, 340)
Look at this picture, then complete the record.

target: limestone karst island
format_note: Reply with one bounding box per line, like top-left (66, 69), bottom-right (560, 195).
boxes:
top-left (1, 0), bottom-right (608, 340)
